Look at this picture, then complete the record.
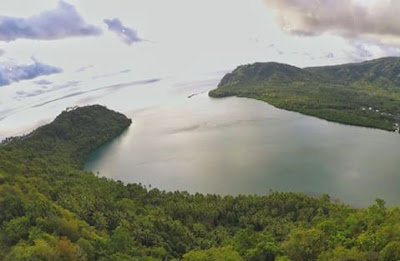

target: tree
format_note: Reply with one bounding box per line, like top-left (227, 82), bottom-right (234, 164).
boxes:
top-left (317, 246), bottom-right (366, 261)
top-left (3, 216), bottom-right (30, 244)
top-left (183, 246), bottom-right (243, 261)
top-left (380, 242), bottom-right (400, 261)
top-left (282, 228), bottom-right (326, 261)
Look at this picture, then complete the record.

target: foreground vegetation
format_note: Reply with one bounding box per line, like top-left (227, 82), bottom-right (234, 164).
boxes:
top-left (209, 57), bottom-right (400, 131)
top-left (1, 105), bottom-right (400, 260)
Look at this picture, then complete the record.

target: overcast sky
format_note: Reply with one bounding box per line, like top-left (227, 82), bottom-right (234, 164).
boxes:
top-left (0, 0), bottom-right (399, 137)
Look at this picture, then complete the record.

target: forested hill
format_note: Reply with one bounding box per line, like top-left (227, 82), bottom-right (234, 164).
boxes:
top-left (305, 57), bottom-right (400, 85)
top-left (1, 105), bottom-right (132, 169)
top-left (210, 57), bottom-right (400, 132)
top-left (1, 106), bottom-right (400, 261)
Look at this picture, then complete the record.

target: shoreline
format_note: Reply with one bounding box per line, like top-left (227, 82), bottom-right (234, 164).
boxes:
top-left (209, 91), bottom-right (398, 133)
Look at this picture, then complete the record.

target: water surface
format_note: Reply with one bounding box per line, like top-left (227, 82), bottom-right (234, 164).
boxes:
top-left (85, 79), bottom-right (400, 207)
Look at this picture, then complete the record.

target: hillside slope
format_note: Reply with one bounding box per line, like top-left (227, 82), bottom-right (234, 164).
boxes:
top-left (210, 57), bottom-right (400, 131)
top-left (1, 105), bottom-right (132, 169)
top-left (1, 106), bottom-right (400, 260)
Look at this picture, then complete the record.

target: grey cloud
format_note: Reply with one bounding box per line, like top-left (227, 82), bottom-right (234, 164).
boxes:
top-left (381, 47), bottom-right (400, 57)
top-left (32, 92), bottom-right (85, 108)
top-left (326, 53), bottom-right (334, 59)
top-left (264, 0), bottom-right (400, 46)
top-left (120, 69), bottom-right (131, 74)
top-left (0, 50), bottom-right (4, 56)
top-left (354, 44), bottom-right (373, 59)
top-left (104, 18), bottom-right (141, 45)
top-left (32, 78), bottom-right (160, 108)
top-left (345, 41), bottom-right (377, 62)
top-left (0, 58), bottom-right (62, 86)
top-left (76, 65), bottom-right (93, 73)
top-left (372, 41), bottom-right (400, 57)
top-left (0, 74), bottom-right (9, 86)
top-left (34, 79), bottom-right (52, 85)
top-left (16, 80), bottom-right (80, 98)
top-left (0, 78), bottom-right (160, 122)
top-left (93, 68), bottom-right (132, 80)
top-left (0, 108), bottom-right (16, 121)
top-left (0, 1), bottom-right (102, 42)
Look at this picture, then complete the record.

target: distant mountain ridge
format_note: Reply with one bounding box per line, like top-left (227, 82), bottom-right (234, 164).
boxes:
top-left (210, 57), bottom-right (400, 131)
top-left (305, 57), bottom-right (400, 85)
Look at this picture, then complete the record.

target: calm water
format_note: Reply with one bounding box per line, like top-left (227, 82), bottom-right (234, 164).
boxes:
top-left (85, 78), bottom-right (400, 207)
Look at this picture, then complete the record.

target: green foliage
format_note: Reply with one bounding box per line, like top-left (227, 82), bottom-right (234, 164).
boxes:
top-left (234, 229), bottom-right (282, 261)
top-left (380, 242), bottom-right (400, 261)
top-left (0, 105), bottom-right (400, 260)
top-left (210, 57), bottom-right (400, 131)
top-left (282, 228), bottom-right (327, 261)
top-left (183, 246), bottom-right (243, 261)
top-left (317, 246), bottom-right (367, 261)
top-left (3, 216), bottom-right (30, 244)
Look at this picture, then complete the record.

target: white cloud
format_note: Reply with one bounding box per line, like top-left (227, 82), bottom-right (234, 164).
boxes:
top-left (104, 18), bottom-right (141, 45)
top-left (0, 1), bottom-right (101, 42)
top-left (264, 0), bottom-right (400, 47)
top-left (262, 0), bottom-right (400, 61)
top-left (0, 58), bottom-right (62, 86)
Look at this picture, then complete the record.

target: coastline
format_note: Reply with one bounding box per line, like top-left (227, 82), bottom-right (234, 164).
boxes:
top-left (209, 90), bottom-right (398, 133)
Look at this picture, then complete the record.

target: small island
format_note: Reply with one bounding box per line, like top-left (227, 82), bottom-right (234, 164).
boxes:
top-left (210, 57), bottom-right (400, 132)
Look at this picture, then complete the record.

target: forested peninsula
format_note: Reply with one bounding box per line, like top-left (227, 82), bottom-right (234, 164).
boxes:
top-left (1, 105), bottom-right (400, 260)
top-left (210, 57), bottom-right (400, 132)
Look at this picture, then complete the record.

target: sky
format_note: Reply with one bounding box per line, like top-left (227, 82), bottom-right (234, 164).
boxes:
top-left (0, 0), bottom-right (399, 138)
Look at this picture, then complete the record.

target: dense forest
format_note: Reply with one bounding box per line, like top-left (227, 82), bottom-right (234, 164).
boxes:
top-left (209, 57), bottom-right (400, 132)
top-left (1, 105), bottom-right (400, 260)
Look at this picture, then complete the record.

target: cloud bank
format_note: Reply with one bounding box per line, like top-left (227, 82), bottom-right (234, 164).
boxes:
top-left (32, 78), bottom-right (161, 108)
top-left (0, 58), bottom-right (62, 86)
top-left (34, 79), bottom-right (52, 85)
top-left (16, 80), bottom-right (80, 98)
top-left (264, 0), bottom-right (400, 47)
top-left (104, 18), bottom-right (141, 45)
top-left (0, 1), bottom-right (102, 42)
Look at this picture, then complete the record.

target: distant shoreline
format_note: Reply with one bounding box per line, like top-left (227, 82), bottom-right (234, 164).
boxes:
top-left (210, 58), bottom-right (400, 133)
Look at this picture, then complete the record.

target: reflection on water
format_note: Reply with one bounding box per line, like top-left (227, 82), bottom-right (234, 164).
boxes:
top-left (85, 79), bottom-right (400, 207)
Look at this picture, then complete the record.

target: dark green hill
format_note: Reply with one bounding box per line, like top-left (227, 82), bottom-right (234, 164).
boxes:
top-left (305, 57), bottom-right (400, 85)
top-left (1, 105), bottom-right (131, 169)
top-left (1, 105), bottom-right (400, 260)
top-left (210, 57), bottom-right (400, 131)
top-left (219, 62), bottom-right (315, 86)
